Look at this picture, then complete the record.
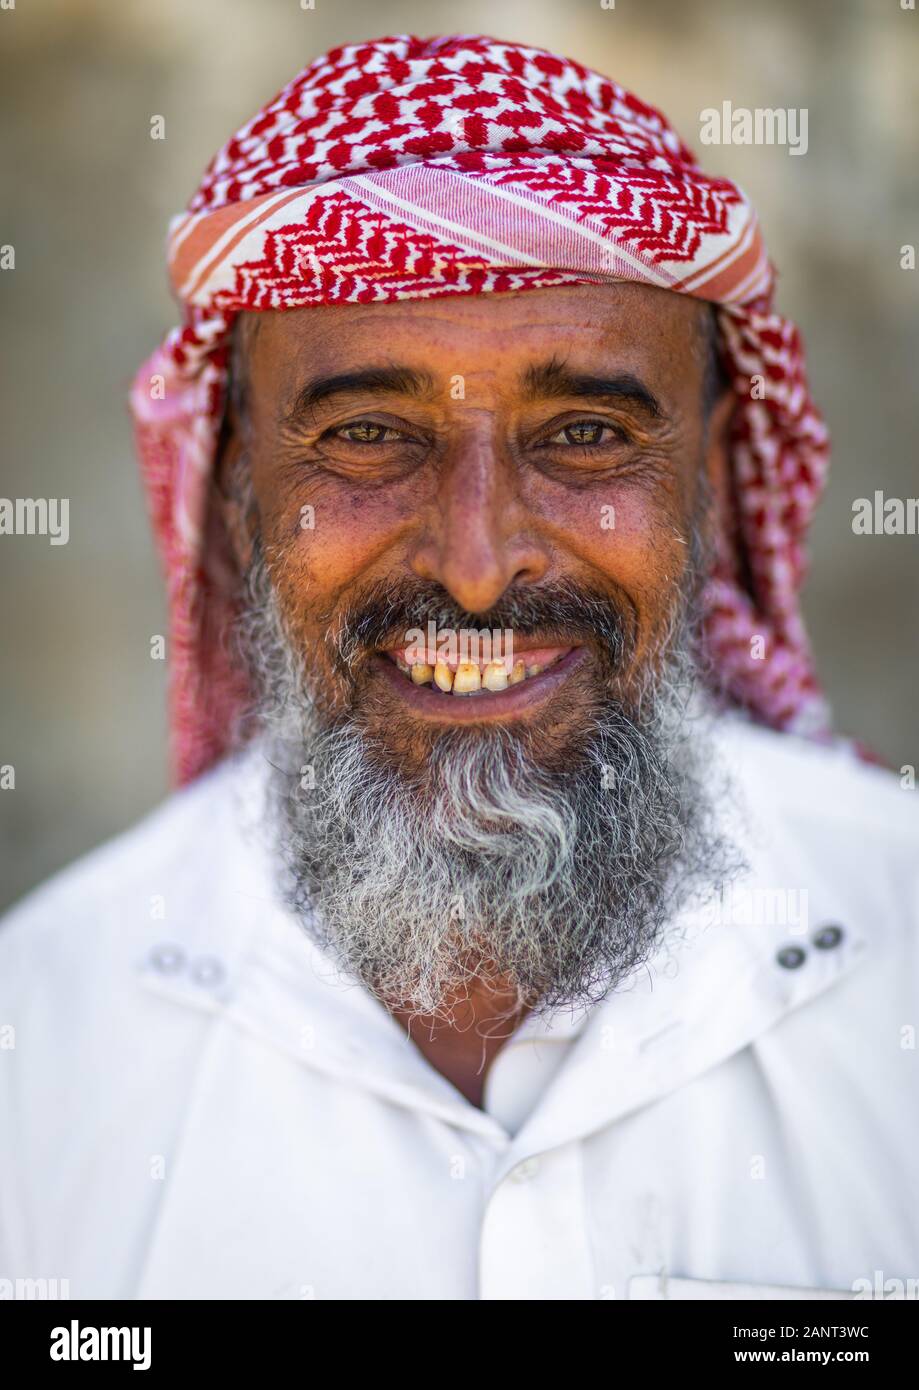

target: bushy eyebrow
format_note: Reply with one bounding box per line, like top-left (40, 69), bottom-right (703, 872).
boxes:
top-left (522, 358), bottom-right (664, 420)
top-left (281, 366), bottom-right (436, 424)
top-left (279, 357), bottom-right (664, 427)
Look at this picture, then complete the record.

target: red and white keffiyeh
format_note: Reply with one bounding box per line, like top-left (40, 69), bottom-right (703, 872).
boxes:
top-left (130, 33), bottom-right (831, 785)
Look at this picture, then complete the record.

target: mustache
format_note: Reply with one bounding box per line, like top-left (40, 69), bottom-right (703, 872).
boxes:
top-left (326, 577), bottom-right (637, 680)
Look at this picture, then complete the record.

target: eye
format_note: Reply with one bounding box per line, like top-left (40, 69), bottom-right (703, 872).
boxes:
top-left (547, 420), bottom-right (623, 447)
top-left (334, 420), bottom-right (405, 444)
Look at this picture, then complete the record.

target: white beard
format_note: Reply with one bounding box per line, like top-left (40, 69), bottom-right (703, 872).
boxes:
top-left (235, 544), bottom-right (735, 1021)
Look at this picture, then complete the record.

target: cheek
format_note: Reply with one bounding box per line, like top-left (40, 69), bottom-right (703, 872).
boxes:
top-left (536, 480), bottom-right (690, 608)
top-left (257, 473), bottom-right (414, 625)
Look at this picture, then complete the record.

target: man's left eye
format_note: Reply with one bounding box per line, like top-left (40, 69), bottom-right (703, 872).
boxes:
top-left (336, 421), bottom-right (402, 444)
top-left (548, 421), bottom-right (615, 447)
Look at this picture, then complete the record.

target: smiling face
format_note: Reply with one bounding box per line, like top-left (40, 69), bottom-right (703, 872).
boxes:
top-left (220, 281), bottom-right (730, 767)
top-left (218, 282), bottom-right (734, 1017)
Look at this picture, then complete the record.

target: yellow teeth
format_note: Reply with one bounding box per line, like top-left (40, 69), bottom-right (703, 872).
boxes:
top-left (401, 652), bottom-right (563, 694)
top-left (452, 661), bottom-right (482, 695)
top-left (433, 660), bottom-right (454, 692)
top-left (482, 661), bottom-right (508, 691)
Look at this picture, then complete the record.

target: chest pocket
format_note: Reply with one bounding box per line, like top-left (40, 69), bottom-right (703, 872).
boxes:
top-left (628, 1274), bottom-right (869, 1301)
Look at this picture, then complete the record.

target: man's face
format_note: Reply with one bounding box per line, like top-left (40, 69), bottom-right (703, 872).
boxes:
top-left (225, 282), bottom-right (726, 766)
top-left (221, 282), bottom-right (733, 1018)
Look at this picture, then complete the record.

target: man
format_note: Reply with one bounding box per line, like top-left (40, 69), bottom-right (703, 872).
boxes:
top-left (1, 35), bottom-right (917, 1301)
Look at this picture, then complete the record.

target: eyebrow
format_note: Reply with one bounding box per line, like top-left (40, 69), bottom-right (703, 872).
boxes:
top-left (522, 359), bottom-right (663, 419)
top-left (282, 366), bottom-right (435, 424)
top-left (280, 357), bottom-right (664, 426)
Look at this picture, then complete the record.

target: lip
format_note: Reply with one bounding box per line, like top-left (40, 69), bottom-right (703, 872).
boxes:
top-left (369, 646), bottom-right (588, 723)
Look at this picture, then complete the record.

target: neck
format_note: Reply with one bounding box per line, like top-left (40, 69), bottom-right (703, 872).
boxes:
top-left (389, 974), bottom-right (533, 1109)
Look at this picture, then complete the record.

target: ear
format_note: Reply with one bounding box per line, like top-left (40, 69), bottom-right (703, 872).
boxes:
top-left (214, 404), bottom-right (258, 574)
top-left (701, 387), bottom-right (736, 546)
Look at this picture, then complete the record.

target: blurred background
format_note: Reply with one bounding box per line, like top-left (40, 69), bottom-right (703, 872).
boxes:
top-left (1, 0), bottom-right (917, 911)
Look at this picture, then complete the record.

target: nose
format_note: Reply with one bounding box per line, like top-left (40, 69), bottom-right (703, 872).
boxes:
top-left (409, 433), bottom-right (549, 613)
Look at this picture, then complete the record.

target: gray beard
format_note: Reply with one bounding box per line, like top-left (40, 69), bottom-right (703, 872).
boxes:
top-left (235, 544), bottom-right (734, 1022)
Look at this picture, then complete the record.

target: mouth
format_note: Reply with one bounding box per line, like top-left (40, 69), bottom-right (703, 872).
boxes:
top-left (370, 644), bottom-right (588, 722)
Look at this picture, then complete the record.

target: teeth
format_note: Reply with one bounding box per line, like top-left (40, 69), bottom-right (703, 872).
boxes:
top-left (396, 650), bottom-right (566, 695)
top-left (433, 660), bottom-right (454, 692)
top-left (452, 661), bottom-right (481, 695)
top-left (482, 661), bottom-right (508, 691)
